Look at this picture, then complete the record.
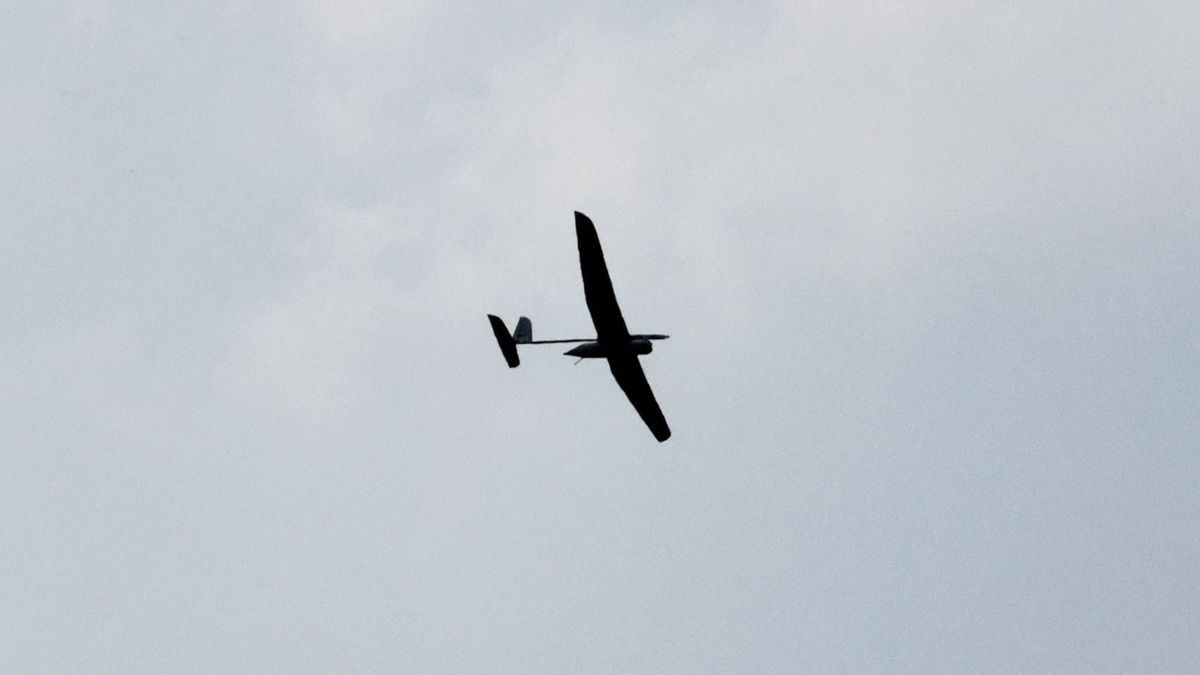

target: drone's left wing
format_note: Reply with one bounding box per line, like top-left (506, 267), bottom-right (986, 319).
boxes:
top-left (576, 211), bottom-right (630, 343)
top-left (608, 353), bottom-right (671, 442)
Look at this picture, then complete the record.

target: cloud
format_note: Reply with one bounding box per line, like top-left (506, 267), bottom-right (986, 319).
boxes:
top-left (2, 2), bottom-right (1198, 672)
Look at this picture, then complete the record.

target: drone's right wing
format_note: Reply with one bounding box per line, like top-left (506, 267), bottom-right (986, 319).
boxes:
top-left (607, 352), bottom-right (671, 442)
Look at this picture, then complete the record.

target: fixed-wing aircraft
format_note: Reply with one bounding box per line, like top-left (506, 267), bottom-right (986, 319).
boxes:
top-left (488, 211), bottom-right (672, 442)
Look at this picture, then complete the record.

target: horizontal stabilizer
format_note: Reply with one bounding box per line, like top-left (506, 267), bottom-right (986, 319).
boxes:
top-left (487, 314), bottom-right (520, 367)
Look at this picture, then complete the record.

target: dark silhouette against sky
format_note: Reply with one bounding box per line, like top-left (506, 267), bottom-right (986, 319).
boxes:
top-left (489, 212), bottom-right (671, 441)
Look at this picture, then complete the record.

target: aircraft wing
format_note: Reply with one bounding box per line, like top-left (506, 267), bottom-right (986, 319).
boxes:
top-left (608, 353), bottom-right (671, 442)
top-left (575, 211), bottom-right (630, 342)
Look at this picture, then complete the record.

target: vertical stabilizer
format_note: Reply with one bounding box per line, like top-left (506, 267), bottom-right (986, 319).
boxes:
top-left (513, 317), bottom-right (532, 344)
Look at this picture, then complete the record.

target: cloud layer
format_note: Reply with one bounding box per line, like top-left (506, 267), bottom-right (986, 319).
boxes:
top-left (2, 2), bottom-right (1197, 672)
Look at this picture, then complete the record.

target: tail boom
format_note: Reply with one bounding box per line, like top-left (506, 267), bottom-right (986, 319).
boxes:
top-left (488, 314), bottom-right (597, 367)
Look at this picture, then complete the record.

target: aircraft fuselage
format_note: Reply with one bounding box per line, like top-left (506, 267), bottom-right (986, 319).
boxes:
top-left (564, 335), bottom-right (664, 359)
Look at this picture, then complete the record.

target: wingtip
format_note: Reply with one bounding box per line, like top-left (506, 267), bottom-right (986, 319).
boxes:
top-left (574, 211), bottom-right (597, 243)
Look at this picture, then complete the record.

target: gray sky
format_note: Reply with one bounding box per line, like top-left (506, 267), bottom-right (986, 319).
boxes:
top-left (2, 1), bottom-right (1198, 672)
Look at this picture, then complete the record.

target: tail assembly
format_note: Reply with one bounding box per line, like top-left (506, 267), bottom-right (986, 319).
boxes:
top-left (487, 315), bottom-right (532, 368)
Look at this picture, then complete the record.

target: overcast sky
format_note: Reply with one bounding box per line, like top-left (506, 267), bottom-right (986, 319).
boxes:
top-left (2, 1), bottom-right (1198, 672)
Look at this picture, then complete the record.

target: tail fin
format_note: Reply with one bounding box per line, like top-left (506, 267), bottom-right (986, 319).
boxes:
top-left (487, 315), bottom-right (520, 367)
top-left (513, 317), bottom-right (532, 344)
